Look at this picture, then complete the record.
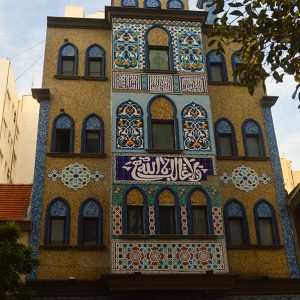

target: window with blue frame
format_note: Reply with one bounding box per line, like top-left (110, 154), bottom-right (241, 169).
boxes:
top-left (57, 43), bottom-right (78, 76)
top-left (242, 119), bottom-right (265, 158)
top-left (85, 45), bottom-right (105, 77)
top-left (144, 0), bottom-right (161, 8)
top-left (232, 52), bottom-right (245, 82)
top-left (215, 118), bottom-right (238, 157)
top-left (45, 198), bottom-right (70, 245)
top-left (167, 0), bottom-right (184, 9)
top-left (224, 200), bottom-right (250, 246)
top-left (206, 50), bottom-right (228, 82)
top-left (78, 199), bottom-right (103, 245)
top-left (81, 114), bottom-right (104, 154)
top-left (121, 0), bottom-right (138, 7)
top-left (254, 200), bottom-right (280, 246)
top-left (51, 113), bottom-right (74, 153)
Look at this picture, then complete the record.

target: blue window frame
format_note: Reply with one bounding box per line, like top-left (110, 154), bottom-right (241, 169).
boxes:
top-left (206, 50), bottom-right (228, 82)
top-left (242, 119), bottom-right (265, 158)
top-left (231, 51), bottom-right (245, 82)
top-left (85, 44), bottom-right (105, 77)
top-left (45, 198), bottom-right (70, 245)
top-left (144, 0), bottom-right (161, 8)
top-left (51, 113), bottom-right (75, 153)
top-left (215, 118), bottom-right (238, 157)
top-left (121, 0), bottom-right (138, 7)
top-left (224, 199), bottom-right (250, 246)
top-left (81, 114), bottom-right (104, 154)
top-left (167, 0), bottom-right (184, 9)
top-left (254, 200), bottom-right (280, 246)
top-left (78, 198), bottom-right (103, 245)
top-left (57, 43), bottom-right (78, 76)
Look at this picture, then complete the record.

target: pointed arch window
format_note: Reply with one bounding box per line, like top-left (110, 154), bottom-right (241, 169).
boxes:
top-left (224, 200), bottom-right (250, 246)
top-left (182, 102), bottom-right (210, 151)
top-left (51, 113), bottom-right (74, 153)
top-left (215, 118), bottom-right (238, 157)
top-left (57, 43), bottom-right (78, 76)
top-left (81, 114), bottom-right (104, 154)
top-left (85, 45), bottom-right (105, 78)
top-left (116, 100), bottom-right (144, 149)
top-left (144, 0), bottom-right (161, 8)
top-left (167, 0), bottom-right (184, 9)
top-left (242, 119), bottom-right (265, 158)
top-left (207, 50), bottom-right (228, 82)
top-left (254, 200), bottom-right (280, 246)
top-left (121, 0), bottom-right (138, 6)
top-left (232, 52), bottom-right (245, 82)
top-left (78, 199), bottom-right (103, 245)
top-left (45, 198), bottom-right (70, 245)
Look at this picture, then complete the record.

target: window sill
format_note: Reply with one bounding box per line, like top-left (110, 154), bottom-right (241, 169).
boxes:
top-left (117, 234), bottom-right (217, 240)
top-left (47, 152), bottom-right (75, 157)
top-left (54, 75), bottom-right (79, 80)
top-left (78, 153), bottom-right (107, 158)
top-left (254, 244), bottom-right (283, 249)
top-left (143, 68), bottom-right (178, 74)
top-left (82, 76), bottom-right (108, 81)
top-left (74, 245), bottom-right (106, 250)
top-left (146, 148), bottom-right (182, 154)
top-left (41, 245), bottom-right (72, 250)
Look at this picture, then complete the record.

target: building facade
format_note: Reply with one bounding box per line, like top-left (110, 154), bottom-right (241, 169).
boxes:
top-left (280, 154), bottom-right (300, 194)
top-left (29, 0), bottom-right (300, 298)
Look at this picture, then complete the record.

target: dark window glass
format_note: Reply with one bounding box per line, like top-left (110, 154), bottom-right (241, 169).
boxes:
top-left (149, 47), bottom-right (169, 70)
top-left (246, 135), bottom-right (261, 157)
top-left (85, 130), bottom-right (100, 153)
top-left (192, 206), bottom-right (208, 234)
top-left (127, 206), bottom-right (144, 234)
top-left (152, 121), bottom-right (175, 149)
top-left (219, 135), bottom-right (233, 156)
top-left (50, 218), bottom-right (65, 245)
top-left (89, 60), bottom-right (102, 77)
top-left (229, 218), bottom-right (244, 245)
top-left (210, 64), bottom-right (223, 81)
top-left (159, 206), bottom-right (176, 234)
top-left (259, 218), bottom-right (274, 245)
top-left (55, 129), bottom-right (71, 152)
top-left (62, 59), bottom-right (74, 76)
top-left (82, 217), bottom-right (98, 245)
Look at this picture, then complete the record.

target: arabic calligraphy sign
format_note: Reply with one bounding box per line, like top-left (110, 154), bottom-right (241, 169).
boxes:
top-left (114, 154), bottom-right (215, 184)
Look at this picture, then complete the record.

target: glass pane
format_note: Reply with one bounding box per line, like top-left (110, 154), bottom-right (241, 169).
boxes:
top-left (246, 135), bottom-right (261, 157)
top-left (127, 206), bottom-right (144, 234)
top-left (89, 61), bottom-right (101, 77)
top-left (259, 218), bottom-right (274, 245)
top-left (219, 135), bottom-right (233, 156)
top-left (192, 207), bottom-right (208, 234)
top-left (159, 206), bottom-right (176, 234)
top-left (152, 122), bottom-right (175, 149)
top-left (83, 218), bottom-right (98, 245)
top-left (85, 131), bottom-right (100, 153)
top-left (62, 59), bottom-right (74, 76)
top-left (210, 64), bottom-right (223, 81)
top-left (229, 218), bottom-right (244, 245)
top-left (149, 49), bottom-right (169, 70)
top-left (50, 219), bottom-right (65, 245)
top-left (55, 129), bottom-right (71, 152)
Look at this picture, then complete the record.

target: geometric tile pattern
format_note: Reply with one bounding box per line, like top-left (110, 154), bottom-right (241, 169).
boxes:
top-left (212, 207), bottom-right (224, 235)
top-left (112, 240), bottom-right (227, 272)
top-left (112, 206), bottom-right (122, 235)
top-left (148, 206), bottom-right (155, 235)
top-left (219, 166), bottom-right (271, 192)
top-left (181, 207), bottom-right (189, 234)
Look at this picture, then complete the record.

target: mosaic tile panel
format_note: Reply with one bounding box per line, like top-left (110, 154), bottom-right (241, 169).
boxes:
top-left (112, 240), bottom-right (227, 272)
top-left (113, 72), bottom-right (141, 90)
top-left (148, 206), bottom-right (155, 235)
top-left (61, 45), bottom-right (76, 56)
top-left (112, 206), bottom-right (122, 235)
top-left (148, 74), bottom-right (173, 93)
top-left (50, 200), bottom-right (67, 216)
top-left (212, 207), bottom-right (224, 235)
top-left (180, 75), bottom-right (208, 93)
top-left (181, 207), bottom-right (189, 234)
top-left (83, 200), bottom-right (100, 217)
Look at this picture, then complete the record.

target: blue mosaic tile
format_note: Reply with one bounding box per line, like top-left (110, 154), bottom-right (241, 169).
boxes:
top-left (227, 201), bottom-right (243, 217)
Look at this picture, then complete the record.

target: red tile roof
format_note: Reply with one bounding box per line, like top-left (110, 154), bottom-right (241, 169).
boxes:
top-left (0, 184), bottom-right (32, 221)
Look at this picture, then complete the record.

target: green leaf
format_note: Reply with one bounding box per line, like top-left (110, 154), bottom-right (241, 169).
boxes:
top-left (229, 10), bottom-right (244, 16)
top-left (228, 2), bottom-right (243, 7)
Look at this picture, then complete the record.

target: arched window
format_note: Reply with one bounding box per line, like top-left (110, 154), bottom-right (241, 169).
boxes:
top-left (224, 199), bottom-right (250, 246)
top-left (148, 95), bottom-right (179, 150)
top-left (45, 198), bottom-right (70, 245)
top-left (116, 100), bottom-right (144, 149)
top-left (254, 200), bottom-right (280, 246)
top-left (232, 52), bottom-right (245, 82)
top-left (182, 102), bottom-right (210, 151)
top-left (215, 118), bottom-right (238, 157)
top-left (51, 113), bottom-right (74, 153)
top-left (121, 0), bottom-right (138, 7)
top-left (167, 0), bottom-right (184, 9)
top-left (145, 26), bottom-right (173, 71)
top-left (85, 44), bottom-right (105, 77)
top-left (123, 187), bottom-right (148, 235)
top-left (57, 43), bottom-right (78, 76)
top-left (155, 188), bottom-right (181, 234)
top-left (206, 50), bottom-right (228, 82)
top-left (242, 119), bottom-right (265, 158)
top-left (78, 198), bottom-right (103, 245)
top-left (144, 0), bottom-right (161, 8)
top-left (81, 114), bottom-right (104, 154)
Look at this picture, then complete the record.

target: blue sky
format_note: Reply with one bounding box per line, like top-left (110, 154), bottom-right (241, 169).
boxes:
top-left (0, 0), bottom-right (299, 169)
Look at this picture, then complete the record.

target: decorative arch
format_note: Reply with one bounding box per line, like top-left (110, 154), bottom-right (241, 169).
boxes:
top-left (182, 102), bottom-right (210, 151)
top-left (167, 0), bottom-right (184, 9)
top-left (144, 0), bottom-right (161, 8)
top-left (206, 50), bottom-right (228, 82)
top-left (81, 114), bottom-right (104, 153)
top-left (85, 44), bottom-right (105, 77)
top-left (51, 113), bottom-right (75, 153)
top-left (44, 197), bottom-right (70, 245)
top-left (215, 118), bottom-right (238, 157)
top-left (57, 43), bottom-right (78, 76)
top-left (116, 99), bottom-right (144, 149)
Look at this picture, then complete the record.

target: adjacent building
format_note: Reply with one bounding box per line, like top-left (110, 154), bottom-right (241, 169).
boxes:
top-left (280, 154), bottom-right (300, 194)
